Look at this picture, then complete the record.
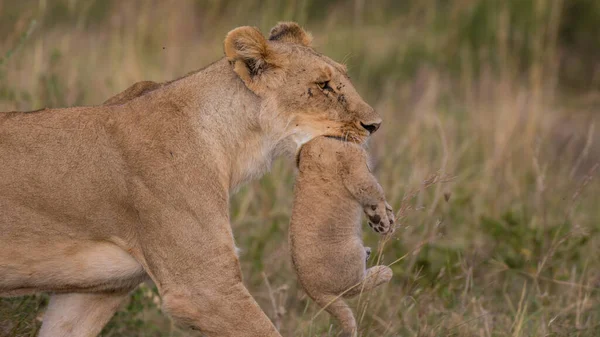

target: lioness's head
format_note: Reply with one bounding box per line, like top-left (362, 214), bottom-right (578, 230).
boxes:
top-left (224, 22), bottom-right (381, 148)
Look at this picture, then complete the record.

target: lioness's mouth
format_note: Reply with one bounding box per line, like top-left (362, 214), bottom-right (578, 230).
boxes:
top-left (324, 131), bottom-right (368, 144)
top-left (295, 134), bottom-right (365, 168)
top-left (324, 135), bottom-right (348, 142)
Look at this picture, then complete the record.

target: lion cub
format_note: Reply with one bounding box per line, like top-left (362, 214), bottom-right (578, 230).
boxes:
top-left (290, 136), bottom-right (394, 337)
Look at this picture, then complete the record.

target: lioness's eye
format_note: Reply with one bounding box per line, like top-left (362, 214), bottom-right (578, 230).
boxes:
top-left (317, 81), bottom-right (332, 91)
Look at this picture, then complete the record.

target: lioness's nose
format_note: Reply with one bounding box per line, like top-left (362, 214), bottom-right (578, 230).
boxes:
top-left (360, 121), bottom-right (381, 134)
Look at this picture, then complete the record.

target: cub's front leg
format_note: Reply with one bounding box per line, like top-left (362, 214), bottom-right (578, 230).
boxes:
top-left (339, 148), bottom-right (395, 234)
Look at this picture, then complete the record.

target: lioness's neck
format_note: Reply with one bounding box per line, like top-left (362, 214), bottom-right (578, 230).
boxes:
top-left (161, 59), bottom-right (292, 191)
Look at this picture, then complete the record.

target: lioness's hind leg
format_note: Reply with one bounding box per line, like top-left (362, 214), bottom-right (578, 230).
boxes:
top-left (39, 291), bottom-right (129, 337)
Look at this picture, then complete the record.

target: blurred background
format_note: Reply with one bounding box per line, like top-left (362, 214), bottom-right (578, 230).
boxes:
top-left (1, 0), bottom-right (600, 336)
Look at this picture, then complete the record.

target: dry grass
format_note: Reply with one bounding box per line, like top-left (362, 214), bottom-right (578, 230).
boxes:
top-left (1, 1), bottom-right (600, 336)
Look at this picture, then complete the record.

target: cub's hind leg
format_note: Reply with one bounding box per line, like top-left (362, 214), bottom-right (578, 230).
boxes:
top-left (344, 265), bottom-right (392, 298)
top-left (39, 291), bottom-right (130, 337)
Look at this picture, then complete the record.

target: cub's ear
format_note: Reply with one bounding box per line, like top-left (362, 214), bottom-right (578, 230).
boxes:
top-left (224, 26), bottom-right (284, 94)
top-left (268, 22), bottom-right (312, 47)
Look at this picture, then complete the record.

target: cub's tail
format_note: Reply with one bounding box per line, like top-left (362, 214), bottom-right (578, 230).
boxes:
top-left (311, 266), bottom-right (392, 337)
top-left (313, 294), bottom-right (357, 337)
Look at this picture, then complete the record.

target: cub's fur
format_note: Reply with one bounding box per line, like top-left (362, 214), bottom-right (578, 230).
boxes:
top-left (290, 136), bottom-right (394, 337)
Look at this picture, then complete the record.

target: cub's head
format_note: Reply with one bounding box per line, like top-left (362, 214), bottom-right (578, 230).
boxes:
top-left (224, 22), bottom-right (381, 148)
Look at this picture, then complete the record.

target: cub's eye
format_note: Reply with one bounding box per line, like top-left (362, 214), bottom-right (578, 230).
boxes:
top-left (317, 80), bottom-right (332, 91)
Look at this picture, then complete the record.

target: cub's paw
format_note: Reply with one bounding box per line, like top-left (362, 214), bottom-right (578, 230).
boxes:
top-left (385, 202), bottom-right (395, 229)
top-left (365, 202), bottom-right (394, 234)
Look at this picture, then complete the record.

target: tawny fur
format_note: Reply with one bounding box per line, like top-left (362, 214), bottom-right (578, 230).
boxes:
top-left (0, 22), bottom-right (383, 337)
top-left (290, 136), bottom-right (394, 337)
top-left (33, 80), bottom-right (167, 337)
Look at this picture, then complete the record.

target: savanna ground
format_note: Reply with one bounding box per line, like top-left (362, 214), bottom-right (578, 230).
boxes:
top-left (1, 1), bottom-right (600, 336)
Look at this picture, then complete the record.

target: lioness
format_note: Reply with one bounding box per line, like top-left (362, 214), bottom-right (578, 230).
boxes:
top-left (290, 136), bottom-right (393, 337)
top-left (0, 22), bottom-right (383, 337)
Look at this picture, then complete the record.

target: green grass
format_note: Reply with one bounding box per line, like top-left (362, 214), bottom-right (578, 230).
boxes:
top-left (1, 1), bottom-right (599, 336)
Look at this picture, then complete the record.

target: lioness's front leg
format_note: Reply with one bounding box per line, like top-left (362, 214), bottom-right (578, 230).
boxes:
top-left (134, 206), bottom-right (280, 337)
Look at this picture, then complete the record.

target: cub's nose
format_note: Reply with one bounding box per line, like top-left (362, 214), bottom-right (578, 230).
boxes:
top-left (360, 121), bottom-right (381, 134)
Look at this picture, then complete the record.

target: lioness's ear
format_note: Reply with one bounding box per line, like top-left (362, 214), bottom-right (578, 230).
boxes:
top-left (268, 22), bottom-right (312, 47)
top-left (224, 26), bottom-right (283, 94)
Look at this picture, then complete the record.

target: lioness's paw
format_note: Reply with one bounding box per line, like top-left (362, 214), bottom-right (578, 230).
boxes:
top-left (365, 202), bottom-right (394, 234)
